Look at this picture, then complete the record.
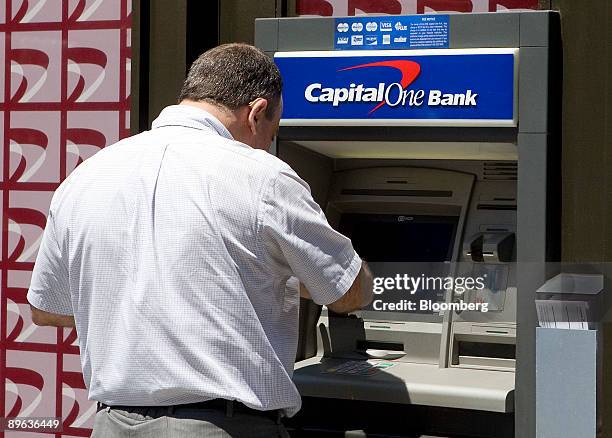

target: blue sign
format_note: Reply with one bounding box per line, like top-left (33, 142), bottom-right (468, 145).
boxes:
top-left (335, 15), bottom-right (449, 51)
top-left (274, 50), bottom-right (517, 127)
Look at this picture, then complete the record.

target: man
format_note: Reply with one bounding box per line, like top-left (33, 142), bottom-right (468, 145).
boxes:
top-left (28, 43), bottom-right (373, 437)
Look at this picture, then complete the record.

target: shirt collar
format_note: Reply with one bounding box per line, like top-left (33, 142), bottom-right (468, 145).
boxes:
top-left (151, 105), bottom-right (234, 141)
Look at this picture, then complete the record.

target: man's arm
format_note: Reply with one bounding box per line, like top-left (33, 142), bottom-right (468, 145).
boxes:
top-left (264, 167), bottom-right (370, 309)
top-left (30, 305), bottom-right (75, 327)
top-left (27, 210), bottom-right (75, 327)
top-left (300, 261), bottom-right (374, 314)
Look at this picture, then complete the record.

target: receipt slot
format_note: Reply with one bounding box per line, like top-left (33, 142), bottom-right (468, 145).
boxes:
top-left (256, 10), bottom-right (560, 438)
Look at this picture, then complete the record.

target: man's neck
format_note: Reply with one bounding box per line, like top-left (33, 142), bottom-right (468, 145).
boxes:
top-left (179, 100), bottom-right (248, 142)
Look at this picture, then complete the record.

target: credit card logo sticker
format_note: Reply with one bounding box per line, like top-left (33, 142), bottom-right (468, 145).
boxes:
top-left (380, 22), bottom-right (393, 32)
top-left (382, 35), bottom-right (391, 45)
top-left (337, 22), bottom-right (349, 32)
top-left (351, 35), bottom-right (363, 46)
top-left (366, 36), bottom-right (378, 46)
top-left (337, 37), bottom-right (349, 45)
top-left (334, 16), bottom-right (450, 51)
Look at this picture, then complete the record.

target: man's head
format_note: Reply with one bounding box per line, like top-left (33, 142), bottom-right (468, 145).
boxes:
top-left (178, 43), bottom-right (283, 151)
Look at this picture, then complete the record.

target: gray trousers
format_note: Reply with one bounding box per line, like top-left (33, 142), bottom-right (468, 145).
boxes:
top-left (91, 406), bottom-right (290, 438)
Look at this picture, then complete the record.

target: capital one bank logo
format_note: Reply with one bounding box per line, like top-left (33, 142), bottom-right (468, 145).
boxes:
top-left (304, 60), bottom-right (479, 115)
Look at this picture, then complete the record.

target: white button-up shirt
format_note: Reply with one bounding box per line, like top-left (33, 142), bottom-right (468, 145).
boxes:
top-left (27, 105), bottom-right (361, 416)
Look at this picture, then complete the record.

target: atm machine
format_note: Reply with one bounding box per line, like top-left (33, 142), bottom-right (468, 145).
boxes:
top-left (256, 11), bottom-right (560, 438)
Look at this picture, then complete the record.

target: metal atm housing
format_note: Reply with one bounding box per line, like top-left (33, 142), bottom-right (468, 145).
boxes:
top-left (256, 11), bottom-right (560, 438)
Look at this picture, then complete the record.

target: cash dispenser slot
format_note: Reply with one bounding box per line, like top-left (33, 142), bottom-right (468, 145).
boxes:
top-left (356, 340), bottom-right (407, 360)
top-left (458, 341), bottom-right (516, 359)
top-left (356, 340), bottom-right (404, 352)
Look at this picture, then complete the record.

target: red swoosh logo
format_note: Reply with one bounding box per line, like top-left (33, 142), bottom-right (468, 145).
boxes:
top-left (339, 60), bottom-right (421, 114)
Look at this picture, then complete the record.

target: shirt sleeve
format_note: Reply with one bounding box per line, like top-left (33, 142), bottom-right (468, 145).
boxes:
top-left (27, 210), bottom-right (73, 316)
top-left (261, 166), bottom-right (362, 306)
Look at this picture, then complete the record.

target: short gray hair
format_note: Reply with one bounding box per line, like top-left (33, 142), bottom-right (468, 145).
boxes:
top-left (178, 43), bottom-right (282, 119)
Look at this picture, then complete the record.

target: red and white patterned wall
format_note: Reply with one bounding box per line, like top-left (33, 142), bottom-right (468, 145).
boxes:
top-left (1, 0), bottom-right (131, 436)
top-left (296, 0), bottom-right (541, 15)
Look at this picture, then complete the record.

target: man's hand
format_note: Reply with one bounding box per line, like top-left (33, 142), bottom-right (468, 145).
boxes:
top-left (299, 261), bottom-right (373, 314)
top-left (299, 283), bottom-right (312, 299)
top-left (30, 305), bottom-right (75, 327)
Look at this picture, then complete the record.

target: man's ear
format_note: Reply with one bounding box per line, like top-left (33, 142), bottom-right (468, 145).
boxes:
top-left (247, 98), bottom-right (269, 135)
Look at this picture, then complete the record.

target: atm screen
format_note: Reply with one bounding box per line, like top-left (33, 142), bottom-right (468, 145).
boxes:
top-left (338, 214), bottom-right (459, 317)
top-left (338, 214), bottom-right (458, 262)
